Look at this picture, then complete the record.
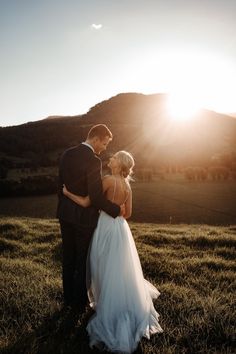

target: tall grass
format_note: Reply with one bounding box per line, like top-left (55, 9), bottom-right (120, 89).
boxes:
top-left (0, 218), bottom-right (235, 353)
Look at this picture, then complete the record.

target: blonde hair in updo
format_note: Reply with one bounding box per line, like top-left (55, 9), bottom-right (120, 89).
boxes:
top-left (115, 151), bottom-right (135, 180)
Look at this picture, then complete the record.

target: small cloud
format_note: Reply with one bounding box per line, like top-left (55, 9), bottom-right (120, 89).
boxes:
top-left (91, 23), bottom-right (103, 30)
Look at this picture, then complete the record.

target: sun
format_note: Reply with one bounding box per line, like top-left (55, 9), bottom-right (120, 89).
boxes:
top-left (137, 46), bottom-right (236, 117)
top-left (166, 92), bottom-right (201, 121)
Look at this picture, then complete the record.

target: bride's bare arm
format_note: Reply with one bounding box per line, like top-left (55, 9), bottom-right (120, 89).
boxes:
top-left (63, 185), bottom-right (91, 207)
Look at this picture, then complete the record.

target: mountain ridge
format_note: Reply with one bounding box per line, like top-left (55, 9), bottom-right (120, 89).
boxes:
top-left (1, 92), bottom-right (235, 128)
top-left (0, 93), bottom-right (235, 169)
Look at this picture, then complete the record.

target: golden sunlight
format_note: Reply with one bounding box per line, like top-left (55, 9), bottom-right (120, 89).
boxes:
top-left (140, 46), bottom-right (236, 116)
top-left (166, 92), bottom-right (200, 121)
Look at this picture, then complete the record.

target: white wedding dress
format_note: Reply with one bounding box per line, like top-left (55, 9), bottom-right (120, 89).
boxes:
top-left (86, 207), bottom-right (163, 353)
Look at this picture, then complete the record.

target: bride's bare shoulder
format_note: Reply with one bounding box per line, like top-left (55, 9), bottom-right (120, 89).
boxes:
top-left (102, 175), bottom-right (114, 189)
top-left (102, 174), bottom-right (114, 182)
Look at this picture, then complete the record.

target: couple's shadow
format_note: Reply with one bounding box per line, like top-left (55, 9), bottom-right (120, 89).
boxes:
top-left (5, 306), bottom-right (144, 354)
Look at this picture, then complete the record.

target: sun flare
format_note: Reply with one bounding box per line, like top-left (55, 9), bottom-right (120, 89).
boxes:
top-left (166, 93), bottom-right (201, 121)
top-left (138, 47), bottom-right (236, 117)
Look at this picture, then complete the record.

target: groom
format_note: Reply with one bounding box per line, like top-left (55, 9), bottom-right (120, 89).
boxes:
top-left (57, 124), bottom-right (121, 313)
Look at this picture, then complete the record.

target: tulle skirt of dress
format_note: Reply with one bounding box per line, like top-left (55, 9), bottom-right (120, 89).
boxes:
top-left (86, 211), bottom-right (163, 354)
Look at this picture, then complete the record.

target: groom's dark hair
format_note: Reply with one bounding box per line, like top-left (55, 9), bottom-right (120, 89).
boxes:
top-left (87, 124), bottom-right (113, 140)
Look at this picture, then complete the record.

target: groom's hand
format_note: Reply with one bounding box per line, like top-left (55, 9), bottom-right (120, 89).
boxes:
top-left (120, 204), bottom-right (126, 217)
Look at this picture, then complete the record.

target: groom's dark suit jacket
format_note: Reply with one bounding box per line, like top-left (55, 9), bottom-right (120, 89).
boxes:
top-left (57, 143), bottom-right (120, 228)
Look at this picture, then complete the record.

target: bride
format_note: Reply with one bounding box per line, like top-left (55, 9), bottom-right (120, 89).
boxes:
top-left (63, 150), bottom-right (163, 353)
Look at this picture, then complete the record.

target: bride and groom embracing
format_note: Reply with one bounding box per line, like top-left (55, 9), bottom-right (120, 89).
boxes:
top-left (57, 124), bottom-right (163, 353)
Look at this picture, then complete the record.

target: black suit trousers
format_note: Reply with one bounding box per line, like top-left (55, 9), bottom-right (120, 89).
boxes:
top-left (59, 220), bottom-right (95, 309)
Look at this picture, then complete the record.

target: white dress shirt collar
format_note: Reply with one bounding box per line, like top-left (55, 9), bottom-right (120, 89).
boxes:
top-left (82, 142), bottom-right (95, 153)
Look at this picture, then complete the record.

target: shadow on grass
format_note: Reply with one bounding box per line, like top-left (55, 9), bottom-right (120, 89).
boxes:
top-left (52, 242), bottom-right (63, 265)
top-left (4, 307), bottom-right (144, 354)
top-left (3, 307), bottom-right (91, 354)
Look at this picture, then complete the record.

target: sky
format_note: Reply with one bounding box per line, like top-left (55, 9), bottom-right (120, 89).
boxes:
top-left (1, 0), bottom-right (236, 127)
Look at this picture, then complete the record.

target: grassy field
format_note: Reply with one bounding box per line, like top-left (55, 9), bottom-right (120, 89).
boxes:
top-left (0, 217), bottom-right (235, 353)
top-left (0, 177), bottom-right (236, 224)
